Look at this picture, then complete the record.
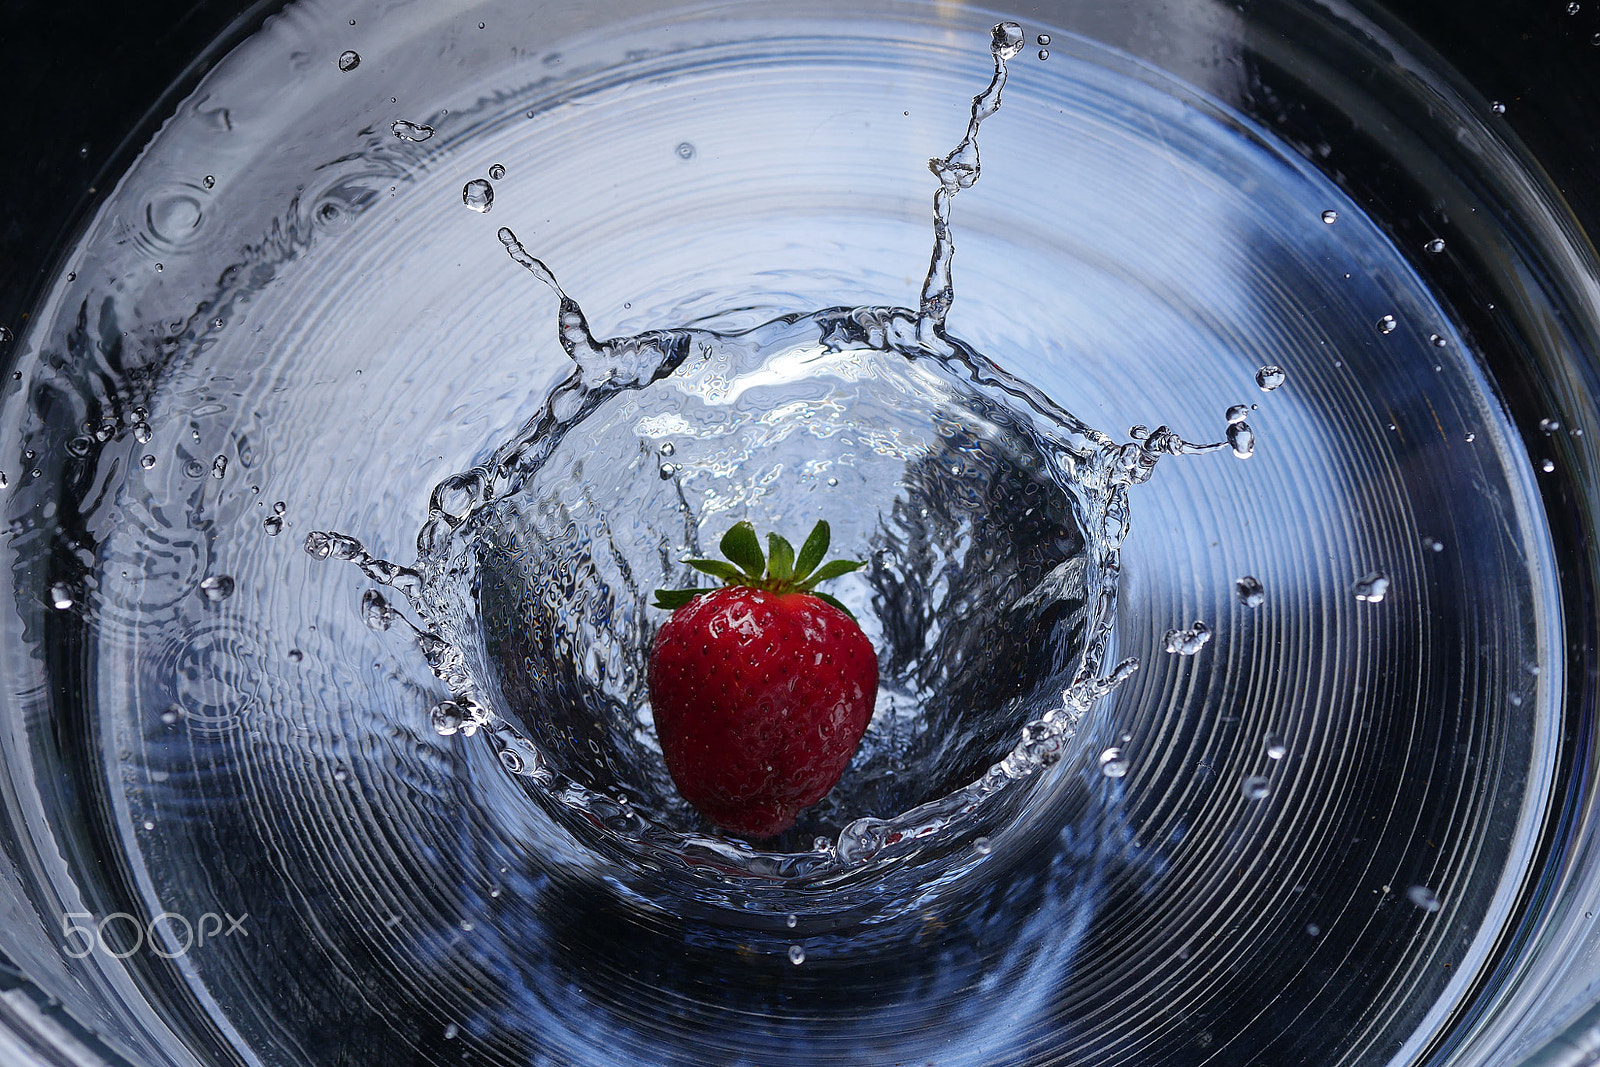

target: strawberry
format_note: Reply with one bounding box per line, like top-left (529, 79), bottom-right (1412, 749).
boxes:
top-left (648, 520), bottom-right (878, 838)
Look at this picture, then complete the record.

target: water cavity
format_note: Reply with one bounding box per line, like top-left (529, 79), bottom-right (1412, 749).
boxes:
top-left (0, 5), bottom-right (1557, 1067)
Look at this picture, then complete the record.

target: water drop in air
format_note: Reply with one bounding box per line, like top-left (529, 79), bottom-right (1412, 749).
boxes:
top-left (140, 455), bottom-right (157, 469)
top-left (1037, 33), bottom-right (1051, 45)
top-left (391, 120), bottom-right (434, 142)
top-left (1321, 209), bottom-right (1339, 224)
top-left (1164, 621), bottom-right (1212, 655)
top-left (1225, 404), bottom-right (1250, 424)
top-left (1376, 314), bottom-right (1397, 334)
top-left (1541, 458), bottom-right (1556, 473)
top-left (1098, 747), bottom-right (1130, 778)
top-left (488, 163), bottom-right (506, 180)
top-left (1424, 238), bottom-right (1445, 254)
top-left (972, 837), bottom-right (992, 855)
top-left (1255, 364), bottom-right (1286, 391)
top-left (1038, 49), bottom-right (1049, 60)
top-left (430, 702), bottom-right (464, 736)
top-left (49, 583), bottom-right (74, 610)
top-left (1241, 775), bottom-right (1271, 800)
top-left (1227, 420), bottom-right (1255, 459)
top-left (337, 50), bottom-right (360, 72)
top-left (361, 589), bottom-right (397, 631)
top-left (1539, 417), bottom-right (1561, 433)
top-left (1491, 101), bottom-right (1506, 115)
top-left (788, 945), bottom-right (806, 965)
top-left (199, 575), bottom-right (236, 602)
top-left (462, 179), bottom-right (494, 212)
top-left (1407, 885), bottom-right (1442, 912)
top-left (211, 455), bottom-right (228, 478)
top-left (675, 141), bottom-right (695, 160)
top-left (1429, 333), bottom-right (1447, 347)
top-left (1235, 575), bottom-right (1265, 607)
top-left (263, 514), bottom-right (283, 535)
top-left (1354, 572), bottom-right (1390, 603)
top-left (1265, 735), bottom-right (1287, 760)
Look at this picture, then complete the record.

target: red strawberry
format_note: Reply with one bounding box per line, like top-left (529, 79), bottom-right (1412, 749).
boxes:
top-left (648, 520), bottom-right (878, 838)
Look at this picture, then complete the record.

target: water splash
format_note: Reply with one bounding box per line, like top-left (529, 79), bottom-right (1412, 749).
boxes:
top-left (313, 22), bottom-right (1249, 885)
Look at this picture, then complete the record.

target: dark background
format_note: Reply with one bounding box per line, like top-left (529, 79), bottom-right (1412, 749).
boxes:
top-left (1, 0), bottom-right (1598, 351)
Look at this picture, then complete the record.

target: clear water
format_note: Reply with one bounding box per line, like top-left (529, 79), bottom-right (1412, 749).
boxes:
top-left (0, 3), bottom-right (1560, 1066)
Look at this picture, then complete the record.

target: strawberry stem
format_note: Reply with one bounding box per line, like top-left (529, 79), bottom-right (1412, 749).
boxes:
top-left (653, 519), bottom-right (865, 617)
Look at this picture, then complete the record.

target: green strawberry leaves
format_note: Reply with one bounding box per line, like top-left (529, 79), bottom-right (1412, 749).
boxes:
top-left (653, 519), bottom-right (865, 618)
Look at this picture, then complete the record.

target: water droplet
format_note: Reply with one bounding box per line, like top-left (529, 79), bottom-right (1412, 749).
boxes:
top-left (1264, 735), bottom-right (1287, 760)
top-left (488, 163), bottom-right (506, 180)
top-left (971, 836), bottom-right (992, 855)
top-left (1569, 1), bottom-right (1581, 13)
top-left (430, 701), bottom-right (464, 735)
top-left (658, 463), bottom-right (677, 479)
top-left (1226, 421), bottom-right (1255, 459)
top-left (1235, 575), bottom-right (1266, 607)
top-left (1241, 775), bottom-right (1271, 800)
top-left (1541, 457), bottom-right (1556, 473)
top-left (202, 175), bottom-right (216, 190)
top-left (1376, 314), bottom-right (1398, 334)
top-left (1429, 333), bottom-right (1448, 348)
top-left (132, 423), bottom-right (153, 443)
top-left (1037, 49), bottom-right (1049, 60)
top-left (675, 141), bottom-right (696, 160)
top-left (1321, 209), bottom-right (1339, 224)
top-left (199, 575), bottom-right (235, 602)
top-left (303, 531), bottom-right (333, 560)
top-left (362, 589), bottom-right (397, 631)
top-left (443, 1023), bottom-right (459, 1040)
top-left (140, 454), bottom-right (157, 469)
top-left (160, 706), bottom-right (183, 725)
top-left (1098, 746), bottom-right (1130, 778)
top-left (1539, 417), bottom-right (1561, 433)
top-left (142, 820), bottom-right (156, 832)
top-left (1353, 572), bottom-right (1390, 603)
top-left (337, 50), bottom-right (360, 72)
top-left (826, 477), bottom-right (839, 487)
top-left (1163, 620), bottom-right (1212, 655)
top-left (1037, 33), bottom-right (1051, 44)
top-left (263, 514), bottom-right (283, 536)
top-left (1491, 101), bottom-right (1506, 115)
top-left (785, 913), bottom-right (798, 928)
top-left (1255, 365), bottom-right (1286, 391)
top-left (788, 944), bottom-right (806, 965)
top-left (286, 648), bottom-right (304, 663)
top-left (1225, 403), bottom-right (1250, 425)
top-left (211, 454), bottom-right (228, 479)
top-left (462, 179), bottom-right (494, 212)
top-left (273, 500), bottom-right (287, 514)
top-left (49, 582), bottom-right (75, 610)
top-left (391, 120), bottom-right (434, 142)
top-left (1592, 31), bottom-right (1600, 44)
top-left (1424, 238), bottom-right (1446, 254)
top-left (1407, 885), bottom-right (1441, 912)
